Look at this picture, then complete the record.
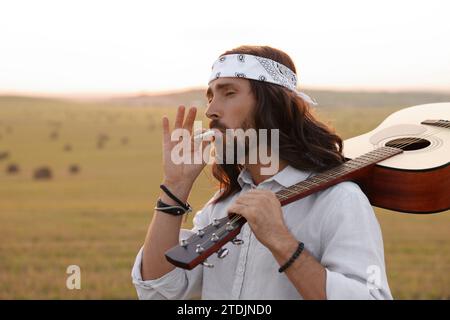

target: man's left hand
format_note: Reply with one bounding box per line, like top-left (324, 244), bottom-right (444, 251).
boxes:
top-left (227, 189), bottom-right (292, 250)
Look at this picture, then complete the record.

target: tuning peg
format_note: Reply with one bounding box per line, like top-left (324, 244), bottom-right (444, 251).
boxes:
top-left (225, 222), bottom-right (234, 231)
top-left (196, 244), bottom-right (205, 253)
top-left (231, 238), bottom-right (244, 245)
top-left (196, 229), bottom-right (205, 237)
top-left (180, 239), bottom-right (188, 247)
top-left (211, 233), bottom-right (219, 242)
top-left (217, 247), bottom-right (229, 259)
top-left (212, 218), bottom-right (220, 227)
top-left (202, 260), bottom-right (214, 268)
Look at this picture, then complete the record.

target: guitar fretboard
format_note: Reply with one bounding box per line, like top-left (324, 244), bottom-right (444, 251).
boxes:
top-left (421, 119), bottom-right (450, 128)
top-left (275, 146), bottom-right (403, 203)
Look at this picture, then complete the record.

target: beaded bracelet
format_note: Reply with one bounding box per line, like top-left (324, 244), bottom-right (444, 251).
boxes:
top-left (278, 242), bottom-right (304, 273)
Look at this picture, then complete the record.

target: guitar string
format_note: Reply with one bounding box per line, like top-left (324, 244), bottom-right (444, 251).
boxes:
top-left (194, 121), bottom-right (450, 250)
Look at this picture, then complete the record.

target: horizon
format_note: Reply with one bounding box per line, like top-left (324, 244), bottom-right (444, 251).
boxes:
top-left (2, 85), bottom-right (450, 101)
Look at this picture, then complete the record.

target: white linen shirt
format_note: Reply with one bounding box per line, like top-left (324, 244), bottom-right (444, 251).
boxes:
top-left (131, 165), bottom-right (393, 300)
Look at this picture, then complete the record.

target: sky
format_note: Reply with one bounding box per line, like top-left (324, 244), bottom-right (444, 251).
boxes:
top-left (0, 0), bottom-right (449, 96)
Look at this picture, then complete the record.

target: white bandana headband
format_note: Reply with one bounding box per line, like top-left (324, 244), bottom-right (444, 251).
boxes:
top-left (208, 53), bottom-right (318, 105)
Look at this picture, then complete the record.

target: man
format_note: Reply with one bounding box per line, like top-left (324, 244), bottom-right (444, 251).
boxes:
top-left (131, 45), bottom-right (392, 299)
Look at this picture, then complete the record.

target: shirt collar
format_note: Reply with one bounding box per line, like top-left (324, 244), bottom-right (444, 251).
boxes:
top-left (237, 165), bottom-right (311, 189)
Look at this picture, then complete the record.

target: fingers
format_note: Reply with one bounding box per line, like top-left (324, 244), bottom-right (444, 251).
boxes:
top-left (162, 116), bottom-right (170, 145)
top-left (174, 105), bottom-right (186, 129)
top-left (162, 105), bottom-right (197, 145)
top-left (227, 203), bottom-right (248, 216)
top-left (183, 107), bottom-right (197, 134)
top-left (237, 189), bottom-right (274, 202)
top-left (234, 190), bottom-right (278, 210)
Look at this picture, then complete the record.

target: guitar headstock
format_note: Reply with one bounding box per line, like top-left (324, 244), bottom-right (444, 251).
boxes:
top-left (165, 214), bottom-right (246, 270)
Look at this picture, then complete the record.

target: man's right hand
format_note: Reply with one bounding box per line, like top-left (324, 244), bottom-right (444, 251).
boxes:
top-left (160, 105), bottom-right (211, 204)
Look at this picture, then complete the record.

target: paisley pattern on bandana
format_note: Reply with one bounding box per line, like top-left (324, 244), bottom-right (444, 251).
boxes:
top-left (208, 53), bottom-right (318, 105)
top-left (254, 56), bottom-right (297, 91)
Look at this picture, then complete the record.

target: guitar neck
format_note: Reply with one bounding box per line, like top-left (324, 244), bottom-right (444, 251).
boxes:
top-left (275, 146), bottom-right (403, 206)
top-left (164, 146), bottom-right (404, 270)
top-left (421, 119), bottom-right (450, 128)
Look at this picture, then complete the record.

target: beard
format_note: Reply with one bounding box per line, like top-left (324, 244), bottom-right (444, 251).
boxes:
top-left (209, 117), bottom-right (256, 165)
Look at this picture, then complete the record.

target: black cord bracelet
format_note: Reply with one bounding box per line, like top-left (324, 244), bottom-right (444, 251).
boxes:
top-left (278, 242), bottom-right (304, 273)
top-left (155, 198), bottom-right (190, 216)
top-left (160, 184), bottom-right (191, 211)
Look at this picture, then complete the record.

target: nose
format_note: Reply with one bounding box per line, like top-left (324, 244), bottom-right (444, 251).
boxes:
top-left (205, 99), bottom-right (222, 121)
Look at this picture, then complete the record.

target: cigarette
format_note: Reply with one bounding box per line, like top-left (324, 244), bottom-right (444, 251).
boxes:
top-left (194, 129), bottom-right (215, 140)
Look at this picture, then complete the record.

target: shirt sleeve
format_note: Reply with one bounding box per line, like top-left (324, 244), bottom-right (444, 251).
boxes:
top-left (318, 182), bottom-right (393, 300)
top-left (131, 191), bottom-right (219, 300)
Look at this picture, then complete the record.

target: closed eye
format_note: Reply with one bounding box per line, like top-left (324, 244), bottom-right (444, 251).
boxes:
top-left (207, 91), bottom-right (235, 104)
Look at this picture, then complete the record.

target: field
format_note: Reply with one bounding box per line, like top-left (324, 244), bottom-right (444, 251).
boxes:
top-left (0, 94), bottom-right (449, 299)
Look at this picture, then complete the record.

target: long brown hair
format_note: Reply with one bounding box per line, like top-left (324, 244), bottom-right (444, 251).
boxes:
top-left (211, 45), bottom-right (344, 203)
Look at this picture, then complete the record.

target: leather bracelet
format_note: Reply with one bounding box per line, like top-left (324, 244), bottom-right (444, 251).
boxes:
top-left (278, 242), bottom-right (304, 273)
top-left (160, 184), bottom-right (191, 211)
top-left (155, 198), bottom-right (192, 216)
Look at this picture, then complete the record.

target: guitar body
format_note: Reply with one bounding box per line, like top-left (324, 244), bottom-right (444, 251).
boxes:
top-left (343, 103), bottom-right (450, 213)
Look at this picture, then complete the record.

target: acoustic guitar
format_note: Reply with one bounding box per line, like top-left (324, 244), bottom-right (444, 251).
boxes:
top-left (165, 102), bottom-right (450, 270)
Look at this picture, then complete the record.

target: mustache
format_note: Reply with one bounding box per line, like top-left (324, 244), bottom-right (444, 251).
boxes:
top-left (209, 120), bottom-right (228, 131)
top-left (208, 119), bottom-right (254, 133)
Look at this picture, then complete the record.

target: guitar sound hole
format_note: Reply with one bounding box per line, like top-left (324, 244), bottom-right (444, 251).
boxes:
top-left (385, 138), bottom-right (431, 151)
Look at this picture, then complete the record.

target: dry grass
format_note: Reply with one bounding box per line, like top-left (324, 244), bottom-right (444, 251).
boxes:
top-left (0, 97), bottom-right (448, 299)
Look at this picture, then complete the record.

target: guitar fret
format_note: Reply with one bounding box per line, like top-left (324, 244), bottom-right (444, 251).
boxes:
top-left (289, 187), bottom-right (306, 195)
top-left (350, 159), bottom-right (367, 165)
top-left (277, 194), bottom-right (288, 201)
top-left (318, 174), bottom-right (333, 181)
top-left (344, 162), bottom-right (359, 168)
top-left (308, 177), bottom-right (325, 184)
top-left (361, 155), bottom-right (381, 161)
top-left (363, 154), bottom-right (379, 160)
top-left (301, 181), bottom-right (316, 188)
top-left (331, 168), bottom-right (349, 176)
top-left (357, 158), bottom-right (376, 164)
top-left (276, 190), bottom-right (289, 196)
top-left (276, 191), bottom-right (290, 199)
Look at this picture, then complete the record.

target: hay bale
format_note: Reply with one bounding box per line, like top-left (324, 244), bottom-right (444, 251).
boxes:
top-left (68, 164), bottom-right (80, 175)
top-left (49, 131), bottom-right (59, 140)
top-left (121, 137), bottom-right (129, 145)
top-left (33, 167), bottom-right (52, 180)
top-left (98, 133), bottom-right (110, 142)
top-left (96, 133), bottom-right (109, 149)
top-left (6, 163), bottom-right (19, 174)
top-left (0, 151), bottom-right (9, 160)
